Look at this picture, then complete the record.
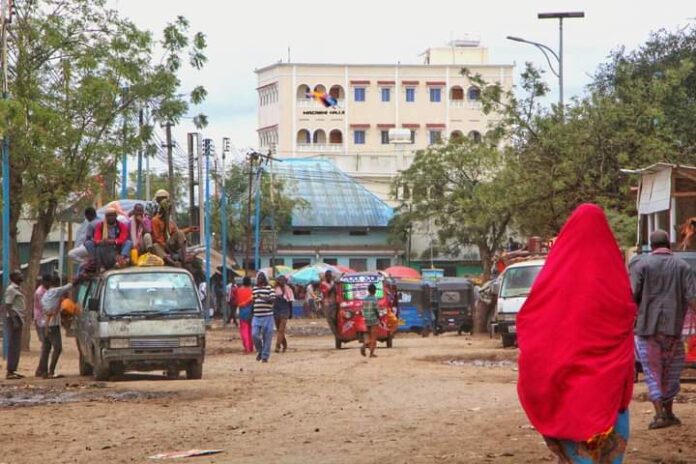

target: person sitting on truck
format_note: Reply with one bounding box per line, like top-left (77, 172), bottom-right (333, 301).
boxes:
top-left (516, 204), bottom-right (636, 463)
top-left (129, 203), bottom-right (152, 258)
top-left (67, 207), bottom-right (99, 263)
top-left (150, 190), bottom-right (198, 267)
top-left (91, 207), bottom-right (132, 271)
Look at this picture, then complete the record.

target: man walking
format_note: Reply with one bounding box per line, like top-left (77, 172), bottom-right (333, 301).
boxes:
top-left (630, 229), bottom-right (696, 429)
top-left (321, 270), bottom-right (338, 336)
top-left (3, 270), bottom-right (26, 379)
top-left (37, 276), bottom-right (76, 379)
top-left (252, 272), bottom-right (275, 363)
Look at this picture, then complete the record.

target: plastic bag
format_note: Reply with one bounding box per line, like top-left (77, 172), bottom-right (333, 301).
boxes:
top-left (137, 252), bottom-right (165, 267)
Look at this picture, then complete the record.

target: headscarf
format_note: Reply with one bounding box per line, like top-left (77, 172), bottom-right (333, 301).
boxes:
top-left (516, 204), bottom-right (636, 442)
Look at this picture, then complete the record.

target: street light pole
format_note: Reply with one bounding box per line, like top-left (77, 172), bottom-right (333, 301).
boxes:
top-left (1, 0), bottom-right (13, 360)
top-left (203, 138), bottom-right (212, 324)
top-left (507, 11), bottom-right (584, 115)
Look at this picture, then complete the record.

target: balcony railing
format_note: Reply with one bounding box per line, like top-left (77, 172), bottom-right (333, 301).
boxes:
top-left (449, 99), bottom-right (465, 107)
top-left (297, 99), bottom-right (345, 109)
top-left (316, 152), bottom-right (416, 176)
top-left (297, 143), bottom-right (343, 152)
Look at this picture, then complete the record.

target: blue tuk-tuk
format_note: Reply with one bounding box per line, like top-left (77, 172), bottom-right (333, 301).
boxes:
top-left (395, 280), bottom-right (432, 335)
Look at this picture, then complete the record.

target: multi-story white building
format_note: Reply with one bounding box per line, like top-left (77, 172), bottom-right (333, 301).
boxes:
top-left (255, 39), bottom-right (514, 202)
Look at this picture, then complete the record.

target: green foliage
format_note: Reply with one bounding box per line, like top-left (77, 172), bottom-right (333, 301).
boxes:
top-left (393, 137), bottom-right (513, 277)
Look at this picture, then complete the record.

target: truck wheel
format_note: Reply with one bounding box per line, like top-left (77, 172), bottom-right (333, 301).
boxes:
top-left (78, 347), bottom-right (93, 376)
top-left (335, 338), bottom-right (342, 350)
top-left (502, 333), bottom-right (516, 348)
top-left (186, 361), bottom-right (203, 380)
top-left (93, 359), bottom-right (111, 381)
top-left (386, 335), bottom-right (393, 348)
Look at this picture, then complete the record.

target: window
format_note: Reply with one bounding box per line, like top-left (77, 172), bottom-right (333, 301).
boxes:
top-left (429, 88), bottom-right (442, 102)
top-left (292, 230), bottom-right (312, 235)
top-left (468, 86), bottom-right (481, 101)
top-left (270, 258), bottom-right (285, 266)
top-left (354, 87), bottom-right (366, 102)
top-left (349, 230), bottom-right (368, 236)
top-left (410, 130), bottom-right (416, 144)
top-left (381, 130), bottom-right (389, 145)
top-left (349, 259), bottom-right (368, 272)
top-left (381, 88), bottom-right (391, 102)
top-left (104, 272), bottom-right (199, 316)
top-left (405, 87), bottom-right (415, 102)
top-left (468, 130), bottom-right (482, 143)
top-left (376, 258), bottom-right (391, 270)
top-left (293, 259), bottom-right (311, 270)
top-left (354, 130), bottom-right (366, 145)
top-left (323, 258), bottom-right (338, 266)
top-left (451, 86), bottom-right (464, 100)
top-left (429, 130), bottom-right (442, 145)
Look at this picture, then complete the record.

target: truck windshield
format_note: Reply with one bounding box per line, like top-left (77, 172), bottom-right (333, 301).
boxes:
top-left (104, 272), bottom-right (200, 317)
top-left (500, 265), bottom-right (542, 298)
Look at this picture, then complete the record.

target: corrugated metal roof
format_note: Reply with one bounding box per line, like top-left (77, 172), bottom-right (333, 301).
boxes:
top-left (271, 158), bottom-right (393, 228)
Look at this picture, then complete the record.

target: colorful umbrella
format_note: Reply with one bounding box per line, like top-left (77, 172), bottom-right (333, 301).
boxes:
top-left (258, 265), bottom-right (293, 278)
top-left (384, 265), bottom-right (421, 280)
top-left (335, 265), bottom-right (354, 274)
top-left (289, 263), bottom-right (342, 286)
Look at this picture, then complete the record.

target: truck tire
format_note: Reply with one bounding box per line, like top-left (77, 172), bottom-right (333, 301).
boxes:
top-left (186, 361), bottom-right (203, 380)
top-left (78, 347), bottom-right (93, 376)
top-left (93, 358), bottom-right (111, 381)
top-left (334, 338), bottom-right (342, 350)
top-left (502, 333), bottom-right (516, 348)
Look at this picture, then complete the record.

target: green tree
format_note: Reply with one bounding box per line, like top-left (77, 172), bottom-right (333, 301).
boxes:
top-left (2, 0), bottom-right (206, 349)
top-left (393, 137), bottom-right (513, 280)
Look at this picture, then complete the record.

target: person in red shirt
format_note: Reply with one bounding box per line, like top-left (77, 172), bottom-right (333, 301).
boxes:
top-left (235, 277), bottom-right (254, 353)
top-left (92, 207), bottom-right (132, 271)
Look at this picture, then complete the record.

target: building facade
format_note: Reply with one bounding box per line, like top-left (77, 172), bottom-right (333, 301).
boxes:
top-left (255, 40), bottom-right (514, 202)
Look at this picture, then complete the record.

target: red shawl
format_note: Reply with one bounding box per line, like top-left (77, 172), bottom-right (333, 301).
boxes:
top-left (516, 204), bottom-right (636, 442)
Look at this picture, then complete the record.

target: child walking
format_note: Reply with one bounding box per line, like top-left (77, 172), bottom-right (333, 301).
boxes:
top-left (360, 284), bottom-right (379, 358)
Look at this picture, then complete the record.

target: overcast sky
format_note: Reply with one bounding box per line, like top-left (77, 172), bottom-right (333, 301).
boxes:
top-left (109, 0), bottom-right (694, 169)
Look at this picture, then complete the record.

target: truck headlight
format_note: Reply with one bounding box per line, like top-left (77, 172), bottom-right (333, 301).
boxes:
top-left (110, 338), bottom-right (129, 349)
top-left (179, 336), bottom-right (198, 347)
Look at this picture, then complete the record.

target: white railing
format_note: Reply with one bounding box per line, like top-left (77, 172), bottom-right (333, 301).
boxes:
top-left (449, 100), bottom-right (465, 107)
top-left (468, 101), bottom-right (483, 110)
top-left (296, 99), bottom-right (345, 109)
top-left (296, 143), bottom-right (344, 152)
top-left (316, 152), bottom-right (416, 176)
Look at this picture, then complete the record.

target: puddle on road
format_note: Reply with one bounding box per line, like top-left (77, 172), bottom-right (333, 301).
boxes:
top-left (0, 384), bottom-right (175, 408)
top-left (420, 352), bottom-right (518, 369)
top-left (445, 359), bottom-right (517, 368)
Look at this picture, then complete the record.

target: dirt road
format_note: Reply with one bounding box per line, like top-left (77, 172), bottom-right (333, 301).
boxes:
top-left (1, 321), bottom-right (695, 463)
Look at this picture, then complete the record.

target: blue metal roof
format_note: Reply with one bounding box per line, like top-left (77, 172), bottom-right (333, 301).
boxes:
top-left (271, 158), bottom-right (393, 228)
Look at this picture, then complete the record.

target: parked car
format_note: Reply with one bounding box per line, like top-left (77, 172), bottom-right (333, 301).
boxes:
top-left (73, 266), bottom-right (206, 380)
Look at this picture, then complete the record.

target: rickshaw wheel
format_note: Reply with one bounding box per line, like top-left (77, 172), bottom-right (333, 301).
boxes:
top-left (335, 338), bottom-right (342, 350)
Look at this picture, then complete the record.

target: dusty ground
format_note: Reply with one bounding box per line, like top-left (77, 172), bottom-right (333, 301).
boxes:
top-left (1, 320), bottom-right (695, 464)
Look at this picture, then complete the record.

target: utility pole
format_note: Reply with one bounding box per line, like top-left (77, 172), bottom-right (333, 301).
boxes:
top-left (187, 132), bottom-right (199, 244)
top-left (269, 145), bottom-right (276, 276)
top-left (221, 137), bottom-right (230, 325)
top-left (120, 87), bottom-right (129, 199)
top-left (136, 107), bottom-right (144, 199)
top-left (245, 152), bottom-right (258, 272)
top-left (1, 0), bottom-right (12, 360)
top-left (203, 138), bottom-right (212, 324)
top-left (163, 122), bottom-right (175, 207)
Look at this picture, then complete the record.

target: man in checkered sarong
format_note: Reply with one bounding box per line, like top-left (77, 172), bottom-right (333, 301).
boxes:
top-left (630, 229), bottom-right (696, 429)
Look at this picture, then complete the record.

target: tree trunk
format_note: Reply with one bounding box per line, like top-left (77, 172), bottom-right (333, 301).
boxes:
top-left (473, 243), bottom-right (494, 334)
top-left (20, 201), bottom-right (57, 351)
top-left (8, 165), bottom-right (23, 271)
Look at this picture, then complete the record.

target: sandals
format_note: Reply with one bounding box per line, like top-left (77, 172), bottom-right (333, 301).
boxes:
top-left (665, 413), bottom-right (682, 426)
top-left (5, 373), bottom-right (22, 380)
top-left (648, 413), bottom-right (672, 430)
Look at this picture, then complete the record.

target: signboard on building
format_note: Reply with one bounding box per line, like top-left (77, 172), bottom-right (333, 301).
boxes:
top-left (422, 268), bottom-right (444, 282)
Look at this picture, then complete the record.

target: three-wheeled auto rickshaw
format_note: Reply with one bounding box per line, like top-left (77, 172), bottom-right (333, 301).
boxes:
top-left (395, 279), bottom-right (432, 335)
top-left (433, 278), bottom-right (475, 335)
top-left (334, 272), bottom-right (398, 349)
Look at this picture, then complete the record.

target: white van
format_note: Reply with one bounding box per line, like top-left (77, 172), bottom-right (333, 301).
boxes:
top-left (493, 259), bottom-right (544, 347)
